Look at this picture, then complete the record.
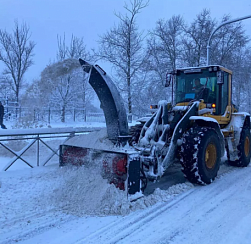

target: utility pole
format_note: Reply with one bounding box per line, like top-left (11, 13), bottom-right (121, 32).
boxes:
top-left (207, 15), bottom-right (251, 65)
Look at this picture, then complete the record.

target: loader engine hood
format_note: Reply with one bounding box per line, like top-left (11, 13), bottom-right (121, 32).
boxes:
top-left (79, 59), bottom-right (129, 142)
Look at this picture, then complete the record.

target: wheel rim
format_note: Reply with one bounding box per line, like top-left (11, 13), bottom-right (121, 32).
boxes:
top-left (205, 143), bottom-right (217, 169)
top-left (244, 136), bottom-right (250, 157)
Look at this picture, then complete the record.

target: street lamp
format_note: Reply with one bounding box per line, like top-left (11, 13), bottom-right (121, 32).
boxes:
top-left (207, 15), bottom-right (251, 65)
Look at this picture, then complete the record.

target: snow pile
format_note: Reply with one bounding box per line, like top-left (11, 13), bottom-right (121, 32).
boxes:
top-left (49, 166), bottom-right (127, 216)
top-left (48, 165), bottom-right (194, 216)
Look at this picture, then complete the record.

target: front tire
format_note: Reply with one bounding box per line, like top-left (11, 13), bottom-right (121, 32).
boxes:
top-left (180, 127), bottom-right (221, 184)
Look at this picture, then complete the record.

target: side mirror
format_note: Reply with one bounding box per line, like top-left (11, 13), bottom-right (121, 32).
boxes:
top-left (165, 73), bottom-right (174, 87)
top-left (217, 71), bottom-right (224, 84)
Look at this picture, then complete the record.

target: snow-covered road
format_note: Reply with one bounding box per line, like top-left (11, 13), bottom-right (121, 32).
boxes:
top-left (1, 159), bottom-right (251, 244)
top-left (70, 166), bottom-right (251, 244)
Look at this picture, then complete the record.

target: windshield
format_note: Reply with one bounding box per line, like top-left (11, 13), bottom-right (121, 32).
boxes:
top-left (175, 70), bottom-right (217, 104)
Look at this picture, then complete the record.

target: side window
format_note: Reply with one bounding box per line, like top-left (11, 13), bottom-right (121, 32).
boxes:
top-left (176, 78), bottom-right (185, 103)
top-left (177, 79), bottom-right (185, 92)
top-left (221, 73), bottom-right (229, 113)
top-left (207, 77), bottom-right (217, 103)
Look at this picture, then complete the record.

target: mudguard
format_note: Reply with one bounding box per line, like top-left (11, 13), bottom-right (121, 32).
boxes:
top-left (189, 115), bottom-right (225, 157)
top-left (79, 59), bottom-right (129, 142)
top-left (223, 112), bottom-right (250, 161)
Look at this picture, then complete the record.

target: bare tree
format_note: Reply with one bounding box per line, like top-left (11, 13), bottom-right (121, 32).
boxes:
top-left (57, 34), bottom-right (90, 60)
top-left (228, 47), bottom-right (251, 112)
top-left (0, 21), bottom-right (35, 103)
top-left (149, 15), bottom-right (184, 71)
top-left (0, 76), bottom-right (13, 100)
top-left (96, 0), bottom-right (149, 114)
top-left (133, 15), bottom-right (184, 110)
top-left (56, 34), bottom-right (94, 120)
top-left (57, 34), bottom-right (67, 61)
top-left (210, 15), bottom-right (249, 67)
top-left (182, 9), bottom-right (215, 67)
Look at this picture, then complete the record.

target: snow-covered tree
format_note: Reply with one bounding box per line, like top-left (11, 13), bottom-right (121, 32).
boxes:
top-left (40, 59), bottom-right (89, 122)
top-left (57, 34), bottom-right (90, 61)
top-left (96, 0), bottom-right (149, 115)
top-left (56, 34), bottom-right (94, 117)
top-left (210, 15), bottom-right (249, 67)
top-left (0, 21), bottom-right (35, 103)
top-left (229, 47), bottom-right (251, 112)
top-left (0, 76), bottom-right (14, 102)
top-left (149, 15), bottom-right (184, 72)
top-left (182, 9), bottom-right (215, 67)
top-left (142, 15), bottom-right (184, 107)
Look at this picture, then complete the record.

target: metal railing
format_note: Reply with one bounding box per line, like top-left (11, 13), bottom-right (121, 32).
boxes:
top-left (3, 106), bottom-right (106, 124)
top-left (0, 127), bottom-right (101, 171)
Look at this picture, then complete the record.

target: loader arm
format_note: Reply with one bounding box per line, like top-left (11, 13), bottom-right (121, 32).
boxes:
top-left (79, 59), bottom-right (129, 142)
top-left (162, 102), bottom-right (198, 170)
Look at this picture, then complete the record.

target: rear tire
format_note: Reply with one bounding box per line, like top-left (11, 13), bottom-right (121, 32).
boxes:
top-left (180, 127), bottom-right (221, 184)
top-left (228, 127), bottom-right (251, 167)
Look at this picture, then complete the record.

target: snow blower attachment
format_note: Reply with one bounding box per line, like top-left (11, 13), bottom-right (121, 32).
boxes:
top-left (60, 59), bottom-right (141, 195)
top-left (59, 145), bottom-right (140, 194)
top-left (79, 59), bottom-right (129, 144)
top-left (60, 61), bottom-right (251, 196)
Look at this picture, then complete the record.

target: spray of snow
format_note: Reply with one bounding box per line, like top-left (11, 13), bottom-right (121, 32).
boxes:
top-left (46, 164), bottom-right (194, 217)
top-left (64, 128), bottom-right (116, 151)
top-left (1, 126), bottom-right (195, 223)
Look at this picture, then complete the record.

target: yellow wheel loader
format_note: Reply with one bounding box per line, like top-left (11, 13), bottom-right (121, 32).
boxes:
top-left (60, 59), bottom-right (251, 195)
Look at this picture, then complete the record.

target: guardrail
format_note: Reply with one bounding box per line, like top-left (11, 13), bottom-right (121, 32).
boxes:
top-left (0, 127), bottom-right (101, 171)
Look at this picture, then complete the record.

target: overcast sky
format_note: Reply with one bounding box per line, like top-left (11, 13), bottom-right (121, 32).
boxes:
top-left (1, 0), bottom-right (251, 82)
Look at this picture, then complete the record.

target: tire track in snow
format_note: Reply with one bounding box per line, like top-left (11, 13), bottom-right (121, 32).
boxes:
top-left (0, 209), bottom-right (77, 244)
top-left (0, 159), bottom-right (238, 244)
top-left (74, 164), bottom-right (249, 244)
top-left (74, 189), bottom-right (195, 244)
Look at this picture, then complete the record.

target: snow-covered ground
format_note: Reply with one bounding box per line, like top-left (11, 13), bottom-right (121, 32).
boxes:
top-left (1, 121), bottom-right (251, 243)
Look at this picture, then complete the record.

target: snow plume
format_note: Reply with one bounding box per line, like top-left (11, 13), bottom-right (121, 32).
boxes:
top-left (48, 165), bottom-right (129, 216)
top-left (64, 128), bottom-right (118, 151)
top-left (1, 164), bottom-right (194, 227)
top-left (50, 166), bottom-right (126, 216)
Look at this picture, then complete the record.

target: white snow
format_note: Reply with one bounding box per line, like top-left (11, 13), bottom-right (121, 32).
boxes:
top-left (198, 108), bottom-right (213, 115)
top-left (189, 115), bottom-right (218, 123)
top-left (1, 121), bottom-right (251, 243)
top-left (64, 127), bottom-right (115, 151)
top-left (172, 105), bottom-right (188, 111)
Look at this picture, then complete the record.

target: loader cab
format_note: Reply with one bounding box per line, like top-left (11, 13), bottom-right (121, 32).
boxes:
top-left (172, 65), bottom-right (232, 125)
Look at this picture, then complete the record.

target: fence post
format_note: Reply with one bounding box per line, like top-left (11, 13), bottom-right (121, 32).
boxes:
top-left (73, 108), bottom-right (76, 122)
top-left (48, 107), bottom-right (50, 124)
top-left (84, 108), bottom-right (87, 122)
top-left (34, 109), bottom-right (36, 123)
top-left (37, 135), bottom-right (40, 166)
top-left (6, 96), bottom-right (8, 120)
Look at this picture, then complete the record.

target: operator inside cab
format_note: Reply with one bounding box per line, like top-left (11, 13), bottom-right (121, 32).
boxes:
top-left (193, 78), bottom-right (204, 93)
